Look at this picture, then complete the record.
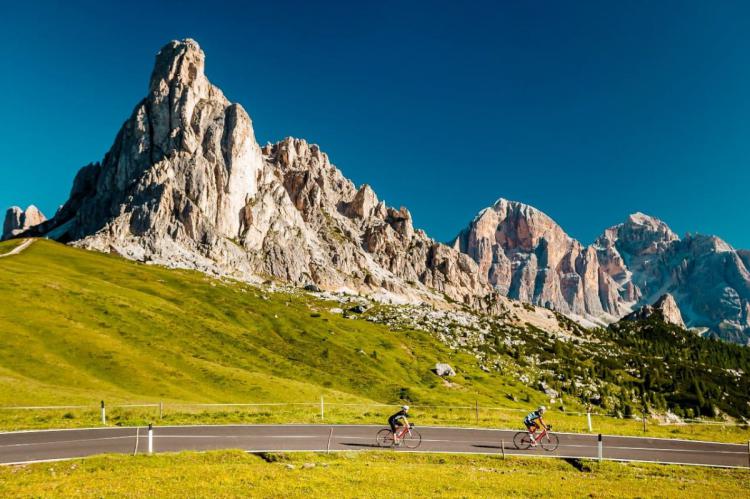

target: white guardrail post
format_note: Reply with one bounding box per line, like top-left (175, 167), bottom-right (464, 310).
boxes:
top-left (587, 410), bottom-right (592, 432)
top-left (320, 396), bottom-right (324, 421)
top-left (100, 400), bottom-right (106, 425)
top-left (597, 433), bottom-right (603, 462)
top-left (148, 423), bottom-right (153, 455)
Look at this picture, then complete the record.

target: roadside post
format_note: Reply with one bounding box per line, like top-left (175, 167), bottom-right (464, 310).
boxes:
top-left (475, 400), bottom-right (479, 424)
top-left (597, 434), bottom-right (603, 463)
top-left (320, 396), bottom-right (324, 421)
top-left (100, 400), bottom-right (106, 425)
top-left (148, 423), bottom-right (153, 455)
top-left (642, 412), bottom-right (647, 433)
top-left (586, 410), bottom-right (592, 432)
top-left (501, 439), bottom-right (505, 459)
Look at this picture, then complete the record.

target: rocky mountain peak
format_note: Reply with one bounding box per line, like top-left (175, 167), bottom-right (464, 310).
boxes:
top-left (149, 38), bottom-right (205, 91)
top-left (452, 198), bottom-right (616, 319)
top-left (606, 212), bottom-right (678, 257)
top-left (489, 198), bottom-right (574, 251)
top-left (623, 293), bottom-right (686, 328)
top-left (5, 40), bottom-right (496, 312)
top-left (2, 205), bottom-right (46, 241)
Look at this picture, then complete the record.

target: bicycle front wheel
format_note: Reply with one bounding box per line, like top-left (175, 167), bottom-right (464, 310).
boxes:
top-left (376, 429), bottom-right (394, 448)
top-left (402, 429), bottom-right (422, 449)
top-left (541, 433), bottom-right (559, 451)
top-left (513, 431), bottom-right (532, 450)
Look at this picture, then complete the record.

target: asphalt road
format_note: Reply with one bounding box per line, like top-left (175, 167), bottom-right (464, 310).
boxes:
top-left (1, 425), bottom-right (748, 468)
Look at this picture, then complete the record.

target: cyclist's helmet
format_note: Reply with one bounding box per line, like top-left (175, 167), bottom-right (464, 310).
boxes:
top-left (538, 405), bottom-right (546, 414)
top-left (402, 405), bottom-right (410, 412)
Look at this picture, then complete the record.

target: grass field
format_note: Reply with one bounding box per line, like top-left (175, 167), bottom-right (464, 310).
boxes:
top-left (0, 239), bottom-right (748, 444)
top-left (1, 450), bottom-right (748, 498)
top-left (0, 238), bottom-right (26, 256)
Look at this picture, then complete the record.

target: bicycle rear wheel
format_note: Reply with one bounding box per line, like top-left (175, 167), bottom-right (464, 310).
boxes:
top-left (541, 433), bottom-right (559, 451)
top-left (513, 431), bottom-right (532, 450)
top-left (376, 429), bottom-right (394, 448)
top-left (402, 429), bottom-right (422, 449)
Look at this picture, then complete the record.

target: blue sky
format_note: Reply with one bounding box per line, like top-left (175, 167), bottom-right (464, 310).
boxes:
top-left (1, 0), bottom-right (749, 247)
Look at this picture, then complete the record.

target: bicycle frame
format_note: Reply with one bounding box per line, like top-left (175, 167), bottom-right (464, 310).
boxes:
top-left (394, 425), bottom-right (411, 439)
top-left (530, 427), bottom-right (550, 443)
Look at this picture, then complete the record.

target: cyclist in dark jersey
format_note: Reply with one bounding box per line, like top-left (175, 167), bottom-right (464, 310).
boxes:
top-left (388, 405), bottom-right (410, 444)
top-left (523, 406), bottom-right (547, 447)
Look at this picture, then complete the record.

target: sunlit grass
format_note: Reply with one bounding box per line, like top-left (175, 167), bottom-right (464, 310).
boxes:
top-left (0, 450), bottom-right (747, 498)
top-left (0, 239), bottom-right (747, 444)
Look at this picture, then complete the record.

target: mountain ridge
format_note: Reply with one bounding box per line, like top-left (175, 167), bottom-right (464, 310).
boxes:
top-left (454, 197), bottom-right (750, 344)
top-left (6, 39), bottom-right (499, 312)
top-left (4, 38), bottom-right (749, 345)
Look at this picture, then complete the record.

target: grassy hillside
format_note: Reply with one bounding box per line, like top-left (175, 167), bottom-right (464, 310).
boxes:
top-left (0, 238), bottom-right (25, 256)
top-left (0, 239), bottom-right (748, 444)
top-left (1, 451), bottom-right (748, 498)
top-left (0, 239), bottom-right (535, 412)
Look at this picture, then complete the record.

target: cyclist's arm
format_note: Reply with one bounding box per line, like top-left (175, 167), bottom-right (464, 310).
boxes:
top-left (538, 417), bottom-right (548, 430)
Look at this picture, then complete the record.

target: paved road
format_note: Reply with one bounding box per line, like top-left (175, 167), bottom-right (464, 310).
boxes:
top-left (0, 425), bottom-right (747, 467)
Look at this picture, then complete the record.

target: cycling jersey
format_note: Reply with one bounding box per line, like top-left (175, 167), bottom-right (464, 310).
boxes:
top-left (388, 410), bottom-right (408, 431)
top-left (389, 410), bottom-right (407, 425)
top-left (524, 410), bottom-right (542, 426)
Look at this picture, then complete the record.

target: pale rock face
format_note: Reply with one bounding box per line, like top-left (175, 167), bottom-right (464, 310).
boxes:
top-left (14, 39), bottom-right (498, 313)
top-left (434, 363), bottom-right (456, 377)
top-left (452, 199), bottom-right (622, 320)
top-left (2, 207), bottom-right (23, 239)
top-left (2, 205), bottom-right (46, 240)
top-left (624, 293), bottom-right (685, 328)
top-left (19, 39), bottom-right (264, 275)
top-left (454, 202), bottom-right (750, 343)
top-left (593, 213), bottom-right (678, 305)
top-left (259, 137), bottom-right (495, 308)
top-left (595, 215), bottom-right (750, 342)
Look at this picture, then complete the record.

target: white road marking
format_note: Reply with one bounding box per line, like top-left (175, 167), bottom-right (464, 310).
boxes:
top-left (0, 435), bottom-right (134, 448)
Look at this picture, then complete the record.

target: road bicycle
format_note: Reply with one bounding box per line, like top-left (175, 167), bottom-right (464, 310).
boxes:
top-left (513, 425), bottom-right (559, 451)
top-left (376, 424), bottom-right (422, 449)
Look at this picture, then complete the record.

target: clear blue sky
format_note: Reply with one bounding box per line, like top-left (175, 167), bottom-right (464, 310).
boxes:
top-left (1, 0), bottom-right (749, 247)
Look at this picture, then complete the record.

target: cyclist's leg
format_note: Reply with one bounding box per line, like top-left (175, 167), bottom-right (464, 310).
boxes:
top-left (524, 421), bottom-right (536, 435)
top-left (526, 422), bottom-right (538, 446)
top-left (394, 423), bottom-right (404, 443)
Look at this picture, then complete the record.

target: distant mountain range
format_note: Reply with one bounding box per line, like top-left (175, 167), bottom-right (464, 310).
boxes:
top-left (4, 39), bottom-right (749, 345)
top-left (453, 200), bottom-right (750, 344)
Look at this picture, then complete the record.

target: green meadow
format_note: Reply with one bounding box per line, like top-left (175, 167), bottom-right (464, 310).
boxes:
top-left (1, 451), bottom-right (747, 498)
top-left (0, 239), bottom-right (748, 445)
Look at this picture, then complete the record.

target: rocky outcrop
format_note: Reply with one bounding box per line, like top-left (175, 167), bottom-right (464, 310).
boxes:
top-left (623, 293), bottom-right (685, 327)
top-left (454, 201), bottom-right (750, 344)
top-left (595, 216), bottom-right (750, 343)
top-left (451, 199), bottom-right (624, 322)
top-left (434, 363), bottom-right (456, 377)
top-left (2, 205), bottom-right (46, 240)
top-left (259, 137), bottom-right (494, 308)
top-left (11, 39), bottom-right (497, 311)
